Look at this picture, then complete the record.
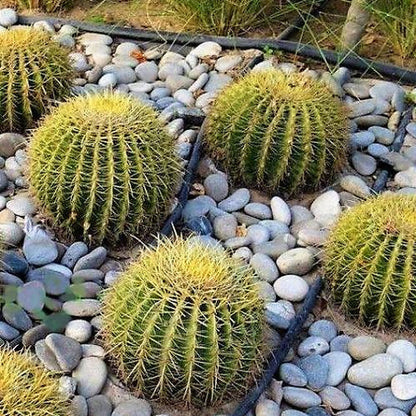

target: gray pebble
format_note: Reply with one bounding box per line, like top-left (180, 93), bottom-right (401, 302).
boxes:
top-left (283, 387), bottom-right (321, 408)
top-left (250, 253), bottom-right (279, 283)
top-left (298, 336), bottom-right (330, 357)
top-left (308, 320), bottom-right (337, 342)
top-left (218, 188), bottom-right (250, 212)
top-left (74, 247), bottom-right (107, 272)
top-left (204, 174), bottom-right (228, 202)
top-left (344, 383), bottom-right (378, 416)
top-left (298, 354), bottom-right (329, 390)
top-left (72, 357), bottom-right (107, 399)
top-left (279, 363), bottom-right (308, 387)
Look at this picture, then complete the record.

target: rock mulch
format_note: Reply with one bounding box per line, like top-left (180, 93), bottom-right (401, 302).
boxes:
top-left (1, 6), bottom-right (416, 416)
top-left (253, 318), bottom-right (416, 416)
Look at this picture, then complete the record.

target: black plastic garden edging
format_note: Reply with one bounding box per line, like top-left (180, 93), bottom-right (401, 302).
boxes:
top-left (372, 105), bottom-right (415, 193)
top-left (18, 15), bottom-right (416, 85)
top-left (276, 0), bottom-right (329, 41)
top-left (232, 277), bottom-right (324, 416)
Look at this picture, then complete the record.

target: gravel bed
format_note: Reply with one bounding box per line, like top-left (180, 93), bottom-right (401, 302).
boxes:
top-left (1, 6), bottom-right (416, 416)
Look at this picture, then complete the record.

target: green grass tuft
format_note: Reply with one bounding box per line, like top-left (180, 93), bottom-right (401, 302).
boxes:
top-left (365, 0), bottom-right (416, 60)
top-left (16, 0), bottom-right (73, 12)
top-left (163, 0), bottom-right (317, 36)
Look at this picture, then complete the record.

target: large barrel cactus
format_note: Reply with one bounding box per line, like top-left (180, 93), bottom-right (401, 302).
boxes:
top-left (205, 69), bottom-right (349, 196)
top-left (0, 27), bottom-right (73, 132)
top-left (29, 92), bottom-right (181, 244)
top-left (324, 194), bottom-right (416, 329)
top-left (101, 236), bottom-right (266, 406)
top-left (0, 348), bottom-right (69, 416)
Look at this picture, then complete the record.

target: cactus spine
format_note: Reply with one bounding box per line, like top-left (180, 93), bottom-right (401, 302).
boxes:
top-left (0, 27), bottom-right (73, 132)
top-left (205, 69), bottom-right (349, 196)
top-left (0, 347), bottom-right (69, 416)
top-left (324, 194), bottom-right (416, 329)
top-left (101, 236), bottom-right (266, 406)
top-left (29, 92), bottom-right (181, 244)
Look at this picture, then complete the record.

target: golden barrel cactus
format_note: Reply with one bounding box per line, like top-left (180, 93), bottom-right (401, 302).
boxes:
top-left (29, 92), bottom-right (181, 244)
top-left (0, 27), bottom-right (73, 132)
top-left (101, 236), bottom-right (267, 406)
top-left (205, 69), bottom-right (349, 196)
top-left (324, 194), bottom-right (416, 329)
top-left (0, 347), bottom-right (69, 416)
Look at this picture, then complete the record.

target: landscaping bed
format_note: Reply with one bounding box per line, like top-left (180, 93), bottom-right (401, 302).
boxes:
top-left (1, 5), bottom-right (416, 416)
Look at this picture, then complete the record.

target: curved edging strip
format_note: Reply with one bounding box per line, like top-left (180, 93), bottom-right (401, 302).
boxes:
top-left (18, 15), bottom-right (416, 84)
top-left (275, 0), bottom-right (329, 41)
top-left (372, 105), bottom-right (414, 193)
top-left (232, 277), bottom-right (323, 416)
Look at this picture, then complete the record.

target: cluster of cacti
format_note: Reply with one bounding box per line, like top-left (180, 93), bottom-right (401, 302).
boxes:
top-left (324, 194), bottom-right (416, 330)
top-left (0, 27), bottom-right (73, 132)
top-left (16, 0), bottom-right (73, 12)
top-left (101, 236), bottom-right (267, 406)
top-left (28, 92), bottom-right (181, 244)
top-left (0, 347), bottom-right (69, 415)
top-left (205, 69), bottom-right (349, 196)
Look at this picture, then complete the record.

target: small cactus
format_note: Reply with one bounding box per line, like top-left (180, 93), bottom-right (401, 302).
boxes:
top-left (0, 347), bottom-right (69, 416)
top-left (101, 236), bottom-right (267, 406)
top-left (324, 194), bottom-right (416, 329)
top-left (0, 27), bottom-right (73, 132)
top-left (29, 92), bottom-right (181, 244)
top-left (205, 69), bottom-right (349, 196)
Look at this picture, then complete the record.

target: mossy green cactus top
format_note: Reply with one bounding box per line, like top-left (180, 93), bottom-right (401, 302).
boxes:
top-left (0, 348), bottom-right (69, 416)
top-left (29, 92), bottom-right (181, 244)
top-left (325, 193), bottom-right (416, 329)
top-left (205, 69), bottom-right (349, 196)
top-left (101, 236), bottom-right (267, 406)
top-left (0, 27), bottom-right (73, 132)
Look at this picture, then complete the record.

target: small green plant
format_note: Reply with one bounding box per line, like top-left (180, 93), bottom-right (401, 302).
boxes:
top-left (0, 27), bottom-right (73, 133)
top-left (324, 194), bottom-right (416, 330)
top-left (28, 92), bottom-right (181, 245)
top-left (205, 69), bottom-right (349, 196)
top-left (366, 0), bottom-right (416, 60)
top-left (101, 236), bottom-right (267, 406)
top-left (16, 0), bottom-right (73, 12)
top-left (0, 347), bottom-right (69, 415)
top-left (163, 0), bottom-right (315, 36)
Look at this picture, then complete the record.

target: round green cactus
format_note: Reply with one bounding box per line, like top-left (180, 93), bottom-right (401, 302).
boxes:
top-left (0, 27), bottom-right (73, 132)
top-left (205, 69), bottom-right (349, 196)
top-left (101, 236), bottom-right (266, 406)
top-left (324, 194), bottom-right (416, 329)
top-left (29, 92), bottom-right (181, 244)
top-left (0, 347), bottom-right (69, 416)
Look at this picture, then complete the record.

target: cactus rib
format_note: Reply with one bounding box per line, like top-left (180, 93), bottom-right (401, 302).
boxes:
top-left (205, 69), bottom-right (349, 196)
top-left (101, 237), bottom-right (267, 406)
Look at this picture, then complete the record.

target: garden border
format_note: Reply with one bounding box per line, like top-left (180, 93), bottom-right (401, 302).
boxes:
top-left (8, 15), bottom-right (415, 414)
top-left (372, 106), bottom-right (414, 193)
top-left (18, 15), bottom-right (416, 85)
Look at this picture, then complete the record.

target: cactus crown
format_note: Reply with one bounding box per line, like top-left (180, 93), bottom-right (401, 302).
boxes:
top-left (0, 348), bottom-right (69, 416)
top-left (0, 27), bottom-right (73, 132)
top-left (101, 236), bottom-right (266, 406)
top-left (29, 92), bottom-right (181, 244)
top-left (324, 194), bottom-right (416, 329)
top-left (205, 69), bottom-right (349, 196)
